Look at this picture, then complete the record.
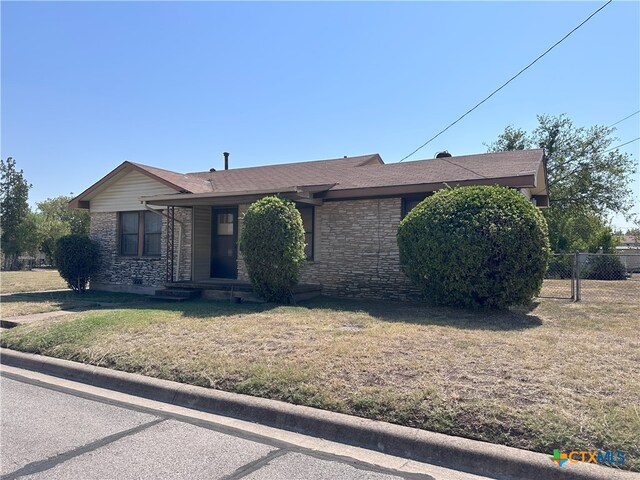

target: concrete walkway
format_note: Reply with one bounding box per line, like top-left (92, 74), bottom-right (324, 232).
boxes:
top-left (0, 289), bottom-right (71, 297)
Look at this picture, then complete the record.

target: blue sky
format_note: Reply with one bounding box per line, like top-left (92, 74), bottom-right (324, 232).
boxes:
top-left (2, 1), bottom-right (639, 228)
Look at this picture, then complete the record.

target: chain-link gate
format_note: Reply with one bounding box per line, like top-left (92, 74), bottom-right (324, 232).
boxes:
top-left (539, 253), bottom-right (575, 299)
top-left (539, 252), bottom-right (640, 302)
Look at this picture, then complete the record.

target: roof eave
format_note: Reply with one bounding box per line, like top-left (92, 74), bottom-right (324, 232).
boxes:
top-left (323, 174), bottom-right (537, 200)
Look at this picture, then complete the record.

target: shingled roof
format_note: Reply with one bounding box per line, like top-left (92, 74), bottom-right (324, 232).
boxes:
top-left (70, 149), bottom-right (547, 208)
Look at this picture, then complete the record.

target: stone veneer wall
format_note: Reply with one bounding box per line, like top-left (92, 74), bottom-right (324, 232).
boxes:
top-left (237, 198), bottom-right (421, 301)
top-left (90, 208), bottom-right (192, 294)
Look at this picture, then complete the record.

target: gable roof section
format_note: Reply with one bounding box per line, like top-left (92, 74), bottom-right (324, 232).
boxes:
top-left (70, 150), bottom-right (546, 208)
top-left (68, 161), bottom-right (205, 208)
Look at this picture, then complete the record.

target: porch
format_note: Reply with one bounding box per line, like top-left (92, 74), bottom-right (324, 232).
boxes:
top-left (157, 279), bottom-right (323, 303)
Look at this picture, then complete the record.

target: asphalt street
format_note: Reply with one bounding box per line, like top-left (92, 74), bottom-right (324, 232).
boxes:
top-left (0, 374), bottom-right (434, 480)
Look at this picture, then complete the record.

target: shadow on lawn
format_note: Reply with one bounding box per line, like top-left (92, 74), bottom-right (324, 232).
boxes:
top-left (118, 296), bottom-right (543, 332)
top-left (298, 297), bottom-right (544, 331)
top-left (2, 292), bottom-right (542, 332)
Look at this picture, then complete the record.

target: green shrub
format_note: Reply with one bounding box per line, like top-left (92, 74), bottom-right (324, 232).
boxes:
top-left (397, 186), bottom-right (550, 309)
top-left (55, 234), bottom-right (100, 292)
top-left (583, 255), bottom-right (627, 280)
top-left (239, 196), bottom-right (306, 302)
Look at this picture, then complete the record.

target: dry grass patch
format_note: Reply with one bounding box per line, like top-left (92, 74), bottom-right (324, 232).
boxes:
top-left (1, 296), bottom-right (638, 471)
top-left (1, 291), bottom-right (148, 318)
top-left (1, 270), bottom-right (68, 294)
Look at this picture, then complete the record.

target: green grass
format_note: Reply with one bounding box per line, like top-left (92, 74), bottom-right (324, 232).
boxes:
top-left (1, 270), bottom-right (68, 294)
top-left (1, 295), bottom-right (638, 471)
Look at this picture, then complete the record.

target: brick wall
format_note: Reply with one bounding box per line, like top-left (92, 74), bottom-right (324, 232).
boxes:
top-left (237, 198), bottom-right (420, 301)
top-left (91, 199), bottom-right (419, 301)
top-left (90, 208), bottom-right (192, 294)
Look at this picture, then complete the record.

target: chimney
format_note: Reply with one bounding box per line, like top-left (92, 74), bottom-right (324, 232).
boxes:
top-left (435, 151), bottom-right (452, 158)
top-left (223, 152), bottom-right (230, 170)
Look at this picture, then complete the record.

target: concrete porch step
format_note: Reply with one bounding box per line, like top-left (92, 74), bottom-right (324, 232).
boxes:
top-left (165, 281), bottom-right (322, 303)
top-left (149, 288), bottom-right (202, 302)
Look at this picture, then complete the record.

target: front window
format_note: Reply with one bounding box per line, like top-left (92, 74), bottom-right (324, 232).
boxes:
top-left (120, 212), bottom-right (139, 256)
top-left (119, 211), bottom-right (162, 256)
top-left (401, 194), bottom-right (432, 218)
top-left (143, 212), bottom-right (162, 255)
top-left (297, 205), bottom-right (314, 260)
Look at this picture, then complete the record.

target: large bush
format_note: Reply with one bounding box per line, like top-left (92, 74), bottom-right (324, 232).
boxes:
top-left (583, 255), bottom-right (627, 280)
top-left (55, 234), bottom-right (100, 292)
top-left (397, 186), bottom-right (550, 309)
top-left (239, 196), bottom-right (306, 302)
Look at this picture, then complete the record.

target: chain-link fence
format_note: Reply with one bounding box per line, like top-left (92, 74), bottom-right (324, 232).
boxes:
top-left (539, 253), bottom-right (640, 302)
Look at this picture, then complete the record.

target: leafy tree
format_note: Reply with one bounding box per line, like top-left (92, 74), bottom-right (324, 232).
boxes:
top-left (14, 212), bottom-right (42, 258)
top-left (486, 114), bottom-right (636, 215)
top-left (0, 157), bottom-right (32, 269)
top-left (487, 115), bottom-right (636, 253)
top-left (35, 195), bottom-right (90, 265)
top-left (545, 210), bottom-right (617, 254)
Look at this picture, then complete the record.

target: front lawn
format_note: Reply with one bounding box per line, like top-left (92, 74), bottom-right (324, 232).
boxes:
top-left (0, 270), bottom-right (68, 294)
top-left (1, 296), bottom-right (638, 471)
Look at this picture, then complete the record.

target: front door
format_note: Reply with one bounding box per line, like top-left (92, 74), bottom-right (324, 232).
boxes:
top-left (210, 207), bottom-right (238, 279)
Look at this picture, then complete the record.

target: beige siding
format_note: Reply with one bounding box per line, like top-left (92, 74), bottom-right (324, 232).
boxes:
top-left (192, 205), bottom-right (211, 281)
top-left (519, 188), bottom-right (532, 200)
top-left (90, 171), bottom-right (177, 213)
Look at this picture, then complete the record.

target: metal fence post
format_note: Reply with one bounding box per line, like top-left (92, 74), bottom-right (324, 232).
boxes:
top-left (570, 253), bottom-right (576, 300)
top-left (574, 251), bottom-right (581, 302)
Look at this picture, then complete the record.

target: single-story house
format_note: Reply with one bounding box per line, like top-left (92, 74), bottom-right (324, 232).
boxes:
top-left (69, 148), bottom-right (549, 300)
top-left (616, 235), bottom-right (640, 272)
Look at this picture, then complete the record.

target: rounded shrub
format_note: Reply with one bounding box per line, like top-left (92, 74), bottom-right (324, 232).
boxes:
top-left (55, 234), bottom-right (100, 292)
top-left (239, 196), bottom-right (306, 302)
top-left (397, 186), bottom-right (550, 309)
top-left (583, 255), bottom-right (627, 280)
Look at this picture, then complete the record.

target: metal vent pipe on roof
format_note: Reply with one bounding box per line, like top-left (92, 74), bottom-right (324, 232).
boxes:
top-left (435, 151), bottom-right (452, 158)
top-left (224, 152), bottom-right (230, 170)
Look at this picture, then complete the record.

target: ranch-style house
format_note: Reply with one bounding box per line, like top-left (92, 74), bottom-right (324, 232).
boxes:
top-left (69, 149), bottom-right (549, 301)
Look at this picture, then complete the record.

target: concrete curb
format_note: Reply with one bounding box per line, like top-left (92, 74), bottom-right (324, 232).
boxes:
top-left (0, 348), bottom-right (633, 480)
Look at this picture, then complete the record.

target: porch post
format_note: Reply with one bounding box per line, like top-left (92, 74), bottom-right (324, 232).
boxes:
top-left (166, 206), bottom-right (175, 282)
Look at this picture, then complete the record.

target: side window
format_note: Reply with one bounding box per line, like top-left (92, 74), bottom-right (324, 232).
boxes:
top-left (143, 211), bottom-right (162, 256)
top-left (119, 211), bottom-right (163, 256)
top-left (120, 212), bottom-right (139, 255)
top-left (297, 206), bottom-right (314, 260)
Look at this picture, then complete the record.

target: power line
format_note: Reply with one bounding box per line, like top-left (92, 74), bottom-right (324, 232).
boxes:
top-left (604, 137), bottom-right (640, 153)
top-left (608, 110), bottom-right (640, 128)
top-left (398, 0), bottom-right (613, 162)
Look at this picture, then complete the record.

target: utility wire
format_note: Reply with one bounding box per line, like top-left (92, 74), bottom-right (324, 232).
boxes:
top-left (608, 110), bottom-right (640, 128)
top-left (604, 137), bottom-right (640, 153)
top-left (398, 0), bottom-right (613, 162)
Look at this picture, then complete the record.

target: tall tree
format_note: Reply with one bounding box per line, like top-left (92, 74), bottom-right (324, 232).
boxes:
top-left (35, 195), bottom-right (90, 265)
top-left (486, 115), bottom-right (636, 252)
top-left (0, 157), bottom-right (32, 268)
top-left (486, 114), bottom-right (636, 216)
